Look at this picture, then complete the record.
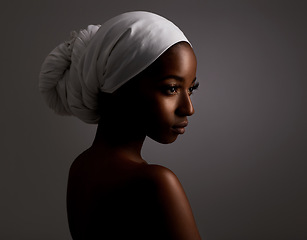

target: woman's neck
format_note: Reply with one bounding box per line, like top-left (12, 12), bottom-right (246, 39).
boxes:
top-left (91, 121), bottom-right (146, 163)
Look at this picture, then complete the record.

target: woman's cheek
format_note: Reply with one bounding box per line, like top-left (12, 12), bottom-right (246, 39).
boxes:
top-left (159, 97), bottom-right (177, 118)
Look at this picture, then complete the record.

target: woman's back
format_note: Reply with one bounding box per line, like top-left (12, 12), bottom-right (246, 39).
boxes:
top-left (67, 147), bottom-right (169, 239)
top-left (67, 146), bottom-right (200, 239)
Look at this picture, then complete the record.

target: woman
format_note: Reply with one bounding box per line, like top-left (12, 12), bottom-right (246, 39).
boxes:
top-left (39, 11), bottom-right (201, 240)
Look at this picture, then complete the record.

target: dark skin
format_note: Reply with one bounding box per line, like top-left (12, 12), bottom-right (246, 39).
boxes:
top-left (67, 42), bottom-right (201, 239)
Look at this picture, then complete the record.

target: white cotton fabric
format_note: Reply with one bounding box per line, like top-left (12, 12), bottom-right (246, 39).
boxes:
top-left (39, 11), bottom-right (190, 124)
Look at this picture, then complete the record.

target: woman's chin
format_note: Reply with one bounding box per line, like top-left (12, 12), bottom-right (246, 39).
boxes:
top-left (148, 133), bottom-right (178, 144)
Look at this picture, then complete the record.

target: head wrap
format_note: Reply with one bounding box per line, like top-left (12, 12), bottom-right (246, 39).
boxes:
top-left (39, 11), bottom-right (191, 123)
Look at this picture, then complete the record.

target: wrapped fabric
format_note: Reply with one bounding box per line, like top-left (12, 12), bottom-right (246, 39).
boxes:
top-left (39, 11), bottom-right (190, 123)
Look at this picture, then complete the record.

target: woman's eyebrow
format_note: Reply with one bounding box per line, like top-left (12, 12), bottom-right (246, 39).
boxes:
top-left (160, 75), bottom-right (197, 83)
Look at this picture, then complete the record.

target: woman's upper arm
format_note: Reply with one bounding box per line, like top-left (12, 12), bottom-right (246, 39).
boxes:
top-left (147, 164), bottom-right (201, 240)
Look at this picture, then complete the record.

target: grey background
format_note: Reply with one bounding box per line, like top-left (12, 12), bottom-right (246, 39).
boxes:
top-left (1, 0), bottom-right (306, 239)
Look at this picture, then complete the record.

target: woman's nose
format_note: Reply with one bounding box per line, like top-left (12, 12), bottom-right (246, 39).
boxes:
top-left (175, 92), bottom-right (195, 117)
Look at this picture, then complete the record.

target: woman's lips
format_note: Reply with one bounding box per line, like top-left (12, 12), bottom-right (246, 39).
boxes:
top-left (172, 121), bottom-right (188, 134)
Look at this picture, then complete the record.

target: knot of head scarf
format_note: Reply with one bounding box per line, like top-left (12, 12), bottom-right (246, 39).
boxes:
top-left (39, 11), bottom-right (191, 124)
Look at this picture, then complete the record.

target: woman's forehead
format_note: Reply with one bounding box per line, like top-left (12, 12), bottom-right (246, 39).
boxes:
top-left (142, 43), bottom-right (197, 82)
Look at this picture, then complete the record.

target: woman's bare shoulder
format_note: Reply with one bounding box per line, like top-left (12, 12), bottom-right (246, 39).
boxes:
top-left (142, 163), bottom-right (175, 175)
top-left (140, 164), bottom-right (201, 240)
top-left (140, 164), bottom-right (179, 185)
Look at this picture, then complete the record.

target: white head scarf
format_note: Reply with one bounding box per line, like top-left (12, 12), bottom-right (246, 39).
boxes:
top-left (39, 11), bottom-right (191, 124)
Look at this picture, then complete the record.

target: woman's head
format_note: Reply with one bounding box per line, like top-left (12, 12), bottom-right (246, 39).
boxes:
top-left (99, 41), bottom-right (198, 144)
top-left (39, 11), bottom-right (194, 125)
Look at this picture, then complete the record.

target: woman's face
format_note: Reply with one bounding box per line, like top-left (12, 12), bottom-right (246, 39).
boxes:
top-left (138, 42), bottom-right (198, 144)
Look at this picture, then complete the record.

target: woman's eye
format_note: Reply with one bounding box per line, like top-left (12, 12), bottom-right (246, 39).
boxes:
top-left (169, 86), bottom-right (177, 93)
top-left (188, 87), bottom-right (196, 95)
top-left (162, 86), bottom-right (178, 95)
top-left (188, 82), bottom-right (199, 95)
top-left (188, 87), bottom-right (194, 94)
top-left (161, 82), bottom-right (199, 96)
